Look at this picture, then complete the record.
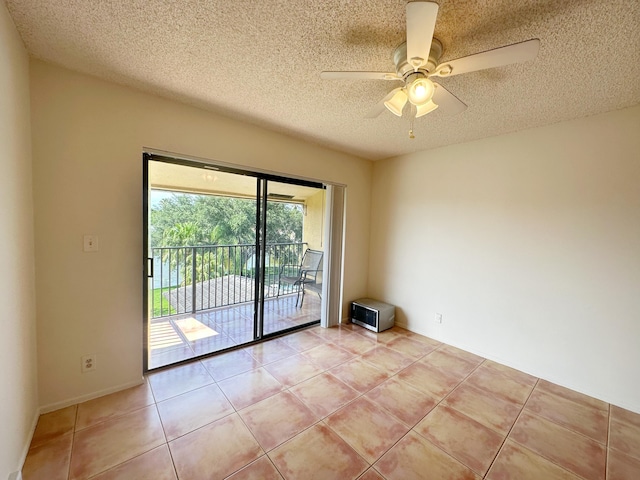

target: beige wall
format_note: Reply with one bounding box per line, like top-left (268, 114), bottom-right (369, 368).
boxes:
top-left (0, 3), bottom-right (39, 477)
top-left (369, 105), bottom-right (640, 412)
top-left (30, 60), bottom-right (372, 409)
top-left (303, 190), bottom-right (326, 251)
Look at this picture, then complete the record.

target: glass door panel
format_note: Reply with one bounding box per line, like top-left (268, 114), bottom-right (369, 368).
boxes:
top-left (144, 154), bottom-right (324, 371)
top-left (263, 180), bottom-right (325, 336)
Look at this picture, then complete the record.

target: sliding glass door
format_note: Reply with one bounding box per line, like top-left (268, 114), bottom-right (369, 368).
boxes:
top-left (143, 154), bottom-right (325, 370)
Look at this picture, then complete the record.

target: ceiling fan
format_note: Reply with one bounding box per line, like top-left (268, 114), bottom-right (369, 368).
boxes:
top-left (321, 1), bottom-right (540, 122)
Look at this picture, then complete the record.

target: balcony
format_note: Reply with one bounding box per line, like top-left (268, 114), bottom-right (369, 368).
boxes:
top-left (148, 242), bottom-right (321, 369)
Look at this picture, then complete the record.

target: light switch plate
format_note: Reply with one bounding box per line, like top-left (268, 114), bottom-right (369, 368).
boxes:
top-left (83, 235), bottom-right (99, 252)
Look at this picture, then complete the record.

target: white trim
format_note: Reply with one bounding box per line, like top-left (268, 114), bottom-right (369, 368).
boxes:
top-left (143, 147), bottom-right (346, 188)
top-left (11, 409), bottom-right (39, 480)
top-left (321, 185), bottom-right (345, 327)
top-left (38, 378), bottom-right (145, 414)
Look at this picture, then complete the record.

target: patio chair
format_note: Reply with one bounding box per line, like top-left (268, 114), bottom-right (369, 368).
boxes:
top-left (277, 248), bottom-right (323, 307)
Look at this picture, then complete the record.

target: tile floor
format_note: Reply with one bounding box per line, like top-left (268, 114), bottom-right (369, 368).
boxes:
top-left (23, 324), bottom-right (640, 479)
top-left (149, 294), bottom-right (321, 369)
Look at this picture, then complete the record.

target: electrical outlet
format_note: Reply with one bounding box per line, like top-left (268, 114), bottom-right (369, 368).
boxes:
top-left (81, 354), bottom-right (96, 373)
top-left (435, 313), bottom-right (443, 324)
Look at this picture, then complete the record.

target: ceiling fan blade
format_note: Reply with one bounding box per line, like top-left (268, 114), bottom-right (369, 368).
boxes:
top-left (320, 71), bottom-right (401, 80)
top-left (366, 88), bottom-right (404, 118)
top-left (432, 39), bottom-right (540, 77)
top-left (406, 1), bottom-right (439, 69)
top-left (432, 83), bottom-right (467, 115)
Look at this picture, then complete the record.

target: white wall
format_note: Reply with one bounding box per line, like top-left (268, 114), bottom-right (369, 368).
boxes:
top-left (30, 60), bottom-right (372, 409)
top-left (0, 3), bottom-right (39, 477)
top-left (369, 105), bottom-right (640, 412)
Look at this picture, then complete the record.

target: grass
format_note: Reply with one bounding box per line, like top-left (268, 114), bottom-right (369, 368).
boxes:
top-left (151, 287), bottom-right (176, 317)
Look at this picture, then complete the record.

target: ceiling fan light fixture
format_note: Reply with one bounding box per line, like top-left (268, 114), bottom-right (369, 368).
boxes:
top-left (384, 88), bottom-right (408, 116)
top-left (415, 99), bottom-right (439, 117)
top-left (407, 76), bottom-right (435, 106)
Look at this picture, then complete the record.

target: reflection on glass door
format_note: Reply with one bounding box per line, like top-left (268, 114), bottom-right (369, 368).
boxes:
top-left (143, 154), bottom-right (325, 371)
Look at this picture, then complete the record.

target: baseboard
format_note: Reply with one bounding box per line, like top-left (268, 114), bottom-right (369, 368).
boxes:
top-left (39, 378), bottom-right (145, 414)
top-left (11, 408), bottom-right (39, 480)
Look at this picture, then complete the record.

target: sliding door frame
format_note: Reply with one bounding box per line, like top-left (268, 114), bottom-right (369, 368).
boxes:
top-left (143, 151), bottom-right (337, 371)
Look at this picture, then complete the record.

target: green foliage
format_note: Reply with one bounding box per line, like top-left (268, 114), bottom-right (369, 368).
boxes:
top-left (150, 192), bottom-right (304, 287)
top-left (150, 192), bottom-right (303, 248)
top-left (151, 287), bottom-right (176, 317)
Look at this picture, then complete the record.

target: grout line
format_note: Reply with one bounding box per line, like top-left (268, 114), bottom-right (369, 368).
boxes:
top-left (605, 403), bottom-right (611, 480)
top-left (482, 377), bottom-right (540, 478)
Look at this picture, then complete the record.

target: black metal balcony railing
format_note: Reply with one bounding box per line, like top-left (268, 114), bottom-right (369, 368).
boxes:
top-left (150, 242), bottom-right (307, 318)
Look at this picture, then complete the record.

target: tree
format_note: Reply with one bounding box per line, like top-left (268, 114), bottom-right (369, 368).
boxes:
top-left (150, 191), bottom-right (304, 286)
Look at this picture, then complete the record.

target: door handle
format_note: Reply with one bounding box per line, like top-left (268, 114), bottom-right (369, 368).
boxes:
top-left (147, 257), bottom-right (154, 278)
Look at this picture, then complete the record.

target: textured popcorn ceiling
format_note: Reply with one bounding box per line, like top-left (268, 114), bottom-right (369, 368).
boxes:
top-left (6, 0), bottom-right (640, 160)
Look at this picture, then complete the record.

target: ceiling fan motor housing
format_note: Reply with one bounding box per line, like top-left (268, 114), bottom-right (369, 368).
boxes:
top-left (393, 38), bottom-right (443, 78)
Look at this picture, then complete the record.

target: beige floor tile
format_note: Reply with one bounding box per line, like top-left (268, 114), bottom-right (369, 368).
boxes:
top-left (217, 367), bottom-right (284, 409)
top-left (481, 360), bottom-right (537, 387)
top-left (444, 383), bottom-right (522, 434)
top-left (326, 397), bottom-right (410, 464)
top-left (69, 405), bottom-right (165, 480)
top-left (239, 391), bottom-right (318, 451)
top-left (156, 383), bottom-right (234, 440)
top-left (330, 358), bottom-right (390, 393)
top-left (191, 331), bottom-right (237, 355)
top-left (244, 339), bottom-right (298, 365)
top-left (420, 348), bottom-right (481, 378)
top-left (357, 468), bottom-right (385, 480)
top-left (415, 405), bottom-right (504, 476)
top-left (289, 372), bottom-right (360, 419)
top-left (76, 382), bottom-right (154, 430)
top-left (612, 405), bottom-right (640, 428)
top-left (169, 413), bottom-right (263, 480)
top-left (526, 388), bottom-right (609, 443)
top-left (310, 325), bottom-right (356, 341)
top-left (278, 329), bottom-right (326, 352)
top-left (30, 405), bottom-right (77, 449)
top-left (486, 441), bottom-right (582, 480)
top-left (263, 319), bottom-right (299, 336)
top-left (385, 336), bottom-right (438, 359)
top-left (610, 417), bottom-right (640, 460)
top-left (399, 330), bottom-right (442, 348)
top-left (226, 455), bottom-right (284, 479)
top-left (360, 345), bottom-right (415, 374)
top-left (536, 379), bottom-right (609, 411)
top-left (200, 349), bottom-right (260, 381)
top-left (269, 423), bottom-right (368, 480)
top-left (397, 360), bottom-right (464, 399)
top-left (464, 363), bottom-right (535, 405)
top-left (149, 344), bottom-right (196, 370)
top-left (300, 342), bottom-right (355, 370)
top-left (263, 353), bottom-right (325, 387)
top-left (365, 376), bottom-right (438, 427)
top-left (436, 344), bottom-right (484, 365)
top-left (330, 332), bottom-right (378, 355)
top-left (147, 361), bottom-right (214, 402)
top-left (22, 433), bottom-right (73, 480)
top-left (510, 410), bottom-right (606, 480)
top-left (607, 448), bottom-right (640, 480)
top-left (374, 430), bottom-right (480, 480)
top-left (88, 444), bottom-right (177, 480)
top-left (369, 328), bottom-right (407, 344)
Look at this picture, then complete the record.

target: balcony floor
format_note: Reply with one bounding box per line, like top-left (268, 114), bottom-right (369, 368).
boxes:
top-left (148, 293), bottom-right (321, 370)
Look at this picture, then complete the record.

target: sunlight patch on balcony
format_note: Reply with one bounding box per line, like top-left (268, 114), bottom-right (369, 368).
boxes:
top-left (149, 321), bottom-right (184, 348)
top-left (175, 317), bottom-right (220, 341)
